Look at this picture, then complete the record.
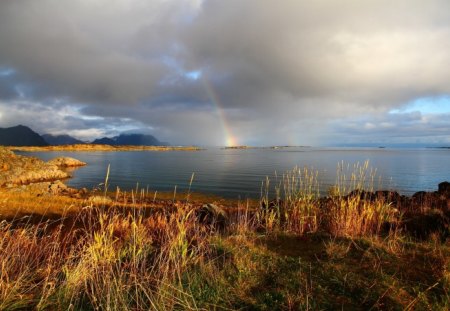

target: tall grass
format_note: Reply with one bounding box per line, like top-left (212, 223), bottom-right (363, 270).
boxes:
top-left (0, 160), bottom-right (446, 309)
top-left (259, 166), bottom-right (320, 235)
top-left (258, 161), bottom-right (400, 237)
top-left (326, 161), bottom-right (400, 237)
top-left (0, 193), bottom-right (215, 309)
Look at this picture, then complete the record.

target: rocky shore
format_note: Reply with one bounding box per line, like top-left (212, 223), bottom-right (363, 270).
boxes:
top-left (0, 147), bottom-right (85, 192)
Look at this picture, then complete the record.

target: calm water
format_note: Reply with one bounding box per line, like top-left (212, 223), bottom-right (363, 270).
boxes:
top-left (22, 147), bottom-right (450, 198)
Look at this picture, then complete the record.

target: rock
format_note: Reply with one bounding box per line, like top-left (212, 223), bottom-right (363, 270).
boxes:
top-left (49, 180), bottom-right (68, 194)
top-left (438, 181), bottom-right (450, 194)
top-left (0, 147), bottom-right (72, 187)
top-left (48, 157), bottom-right (86, 167)
top-left (374, 191), bottom-right (401, 203)
top-left (412, 191), bottom-right (428, 200)
top-left (346, 190), bottom-right (375, 201)
top-left (197, 203), bottom-right (228, 229)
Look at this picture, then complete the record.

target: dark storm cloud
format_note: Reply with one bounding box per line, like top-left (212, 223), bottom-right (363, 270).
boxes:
top-left (0, 0), bottom-right (449, 145)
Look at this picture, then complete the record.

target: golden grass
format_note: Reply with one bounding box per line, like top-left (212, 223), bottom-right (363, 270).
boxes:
top-left (0, 161), bottom-right (447, 309)
top-left (0, 190), bottom-right (82, 219)
top-left (258, 161), bottom-right (400, 237)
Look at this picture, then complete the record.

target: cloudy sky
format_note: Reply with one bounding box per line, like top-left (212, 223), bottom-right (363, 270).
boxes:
top-left (0, 0), bottom-right (449, 146)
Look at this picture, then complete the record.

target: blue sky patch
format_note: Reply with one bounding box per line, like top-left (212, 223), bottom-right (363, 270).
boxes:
top-left (390, 96), bottom-right (450, 115)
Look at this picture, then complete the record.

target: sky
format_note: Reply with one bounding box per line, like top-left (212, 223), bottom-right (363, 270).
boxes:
top-left (0, 0), bottom-right (449, 146)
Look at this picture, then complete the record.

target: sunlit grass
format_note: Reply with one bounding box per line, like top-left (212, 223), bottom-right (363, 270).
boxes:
top-left (0, 161), bottom-right (448, 309)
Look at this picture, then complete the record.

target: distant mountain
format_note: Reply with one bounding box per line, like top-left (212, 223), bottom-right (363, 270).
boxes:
top-left (0, 125), bottom-right (48, 146)
top-left (42, 134), bottom-right (84, 145)
top-left (92, 133), bottom-right (168, 146)
top-left (92, 137), bottom-right (116, 145)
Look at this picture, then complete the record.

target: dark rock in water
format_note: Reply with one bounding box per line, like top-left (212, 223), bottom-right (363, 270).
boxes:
top-left (412, 191), bottom-right (435, 208)
top-left (346, 190), bottom-right (375, 201)
top-left (412, 191), bottom-right (428, 200)
top-left (374, 191), bottom-right (401, 203)
top-left (411, 187), bottom-right (449, 211)
top-left (374, 191), bottom-right (411, 209)
top-left (197, 203), bottom-right (228, 229)
top-left (438, 181), bottom-right (450, 194)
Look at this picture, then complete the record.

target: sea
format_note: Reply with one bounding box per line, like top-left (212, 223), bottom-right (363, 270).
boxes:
top-left (21, 147), bottom-right (450, 199)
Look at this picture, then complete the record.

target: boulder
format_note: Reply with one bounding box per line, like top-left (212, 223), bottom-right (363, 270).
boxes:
top-left (438, 181), bottom-right (450, 195)
top-left (346, 190), bottom-right (376, 201)
top-left (48, 157), bottom-right (86, 167)
top-left (374, 190), bottom-right (401, 203)
top-left (197, 203), bottom-right (228, 229)
top-left (49, 180), bottom-right (68, 194)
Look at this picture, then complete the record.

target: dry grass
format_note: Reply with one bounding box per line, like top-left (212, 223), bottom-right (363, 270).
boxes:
top-left (258, 161), bottom-right (400, 237)
top-left (0, 190), bottom-right (81, 219)
top-left (0, 161), bottom-right (448, 310)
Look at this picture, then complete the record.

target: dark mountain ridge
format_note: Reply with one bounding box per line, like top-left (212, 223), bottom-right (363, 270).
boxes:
top-left (0, 125), bottom-right (168, 147)
top-left (42, 134), bottom-right (85, 145)
top-left (92, 133), bottom-right (168, 146)
top-left (0, 125), bottom-right (48, 146)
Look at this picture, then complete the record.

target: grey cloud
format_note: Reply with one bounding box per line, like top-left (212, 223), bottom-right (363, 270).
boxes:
top-left (0, 0), bottom-right (450, 145)
top-left (330, 111), bottom-right (450, 145)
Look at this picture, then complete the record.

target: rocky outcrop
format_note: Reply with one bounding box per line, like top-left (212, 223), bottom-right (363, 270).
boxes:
top-left (0, 147), bottom-right (85, 187)
top-left (48, 157), bottom-right (86, 167)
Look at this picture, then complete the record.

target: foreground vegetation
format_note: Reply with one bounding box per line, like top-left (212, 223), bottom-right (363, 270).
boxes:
top-left (0, 163), bottom-right (448, 310)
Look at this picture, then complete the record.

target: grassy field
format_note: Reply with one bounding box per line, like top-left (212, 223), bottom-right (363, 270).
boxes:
top-left (0, 163), bottom-right (448, 310)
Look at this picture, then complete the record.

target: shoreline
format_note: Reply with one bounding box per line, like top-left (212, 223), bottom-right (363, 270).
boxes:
top-left (1, 147), bottom-right (448, 212)
top-left (7, 144), bottom-right (204, 152)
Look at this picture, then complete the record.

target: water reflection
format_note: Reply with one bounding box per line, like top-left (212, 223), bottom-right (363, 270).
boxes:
top-left (21, 147), bottom-right (450, 198)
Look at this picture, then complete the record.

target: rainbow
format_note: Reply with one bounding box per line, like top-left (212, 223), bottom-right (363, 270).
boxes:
top-left (200, 75), bottom-right (238, 146)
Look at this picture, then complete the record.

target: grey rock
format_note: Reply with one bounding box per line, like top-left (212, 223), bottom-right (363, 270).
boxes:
top-left (197, 203), bottom-right (228, 229)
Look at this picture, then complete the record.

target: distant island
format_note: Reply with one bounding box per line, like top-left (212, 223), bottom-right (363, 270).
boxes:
top-left (223, 145), bottom-right (310, 150)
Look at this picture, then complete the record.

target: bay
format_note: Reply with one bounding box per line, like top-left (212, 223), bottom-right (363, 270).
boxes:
top-left (21, 147), bottom-right (450, 198)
